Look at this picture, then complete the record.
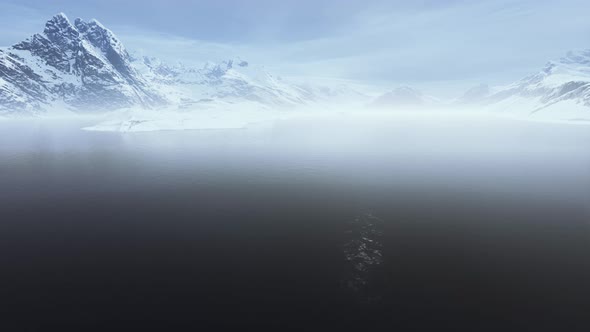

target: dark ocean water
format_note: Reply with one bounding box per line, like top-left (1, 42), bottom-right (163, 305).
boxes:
top-left (1, 114), bottom-right (589, 331)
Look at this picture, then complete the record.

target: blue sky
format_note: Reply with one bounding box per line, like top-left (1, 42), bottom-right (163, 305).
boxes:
top-left (1, 0), bottom-right (589, 96)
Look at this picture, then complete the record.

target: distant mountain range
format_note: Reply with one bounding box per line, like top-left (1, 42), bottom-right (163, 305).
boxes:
top-left (371, 50), bottom-right (590, 120)
top-left (368, 86), bottom-right (439, 110)
top-left (0, 13), bottom-right (364, 115)
top-left (1, 13), bottom-right (589, 121)
top-left (458, 50), bottom-right (590, 120)
top-left (130, 53), bottom-right (361, 111)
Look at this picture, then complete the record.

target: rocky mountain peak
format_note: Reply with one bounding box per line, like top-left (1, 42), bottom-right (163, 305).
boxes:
top-left (1, 13), bottom-right (166, 114)
top-left (203, 58), bottom-right (249, 79)
top-left (43, 13), bottom-right (79, 48)
top-left (75, 17), bottom-right (135, 82)
top-left (75, 18), bottom-right (123, 52)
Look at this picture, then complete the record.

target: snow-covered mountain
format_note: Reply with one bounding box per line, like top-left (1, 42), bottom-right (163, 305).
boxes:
top-left (456, 84), bottom-right (491, 104)
top-left (0, 13), bottom-right (364, 116)
top-left (130, 53), bottom-right (368, 111)
top-left (461, 50), bottom-right (590, 120)
top-left (9, 13), bottom-right (589, 122)
top-left (0, 13), bottom-right (165, 115)
top-left (369, 86), bottom-right (439, 110)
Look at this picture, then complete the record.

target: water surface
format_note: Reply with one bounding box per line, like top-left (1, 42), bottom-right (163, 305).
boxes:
top-left (1, 113), bottom-right (589, 330)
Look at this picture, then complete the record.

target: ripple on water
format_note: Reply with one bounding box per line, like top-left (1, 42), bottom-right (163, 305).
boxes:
top-left (342, 211), bottom-right (386, 302)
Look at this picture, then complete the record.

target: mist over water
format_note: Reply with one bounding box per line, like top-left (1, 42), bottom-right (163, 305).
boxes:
top-left (1, 112), bottom-right (590, 330)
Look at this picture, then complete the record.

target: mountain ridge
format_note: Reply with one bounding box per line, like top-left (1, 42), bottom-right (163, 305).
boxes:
top-left (458, 49), bottom-right (590, 120)
top-left (0, 13), bottom-right (165, 114)
top-left (2, 13), bottom-right (590, 121)
top-left (0, 13), bottom-right (362, 115)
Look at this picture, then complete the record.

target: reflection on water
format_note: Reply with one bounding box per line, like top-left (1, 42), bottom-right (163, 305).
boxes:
top-left (342, 212), bottom-right (385, 302)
